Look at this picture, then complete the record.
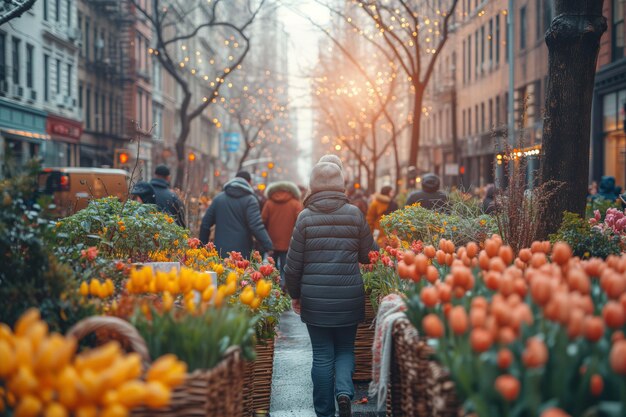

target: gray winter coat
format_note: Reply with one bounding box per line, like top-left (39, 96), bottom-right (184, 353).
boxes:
top-left (199, 178), bottom-right (273, 258)
top-left (284, 191), bottom-right (375, 327)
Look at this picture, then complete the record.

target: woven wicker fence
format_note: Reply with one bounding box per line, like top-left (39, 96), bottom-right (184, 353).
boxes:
top-left (354, 296), bottom-right (377, 381)
top-left (242, 337), bottom-right (276, 416)
top-left (68, 316), bottom-right (244, 417)
top-left (386, 317), bottom-right (460, 417)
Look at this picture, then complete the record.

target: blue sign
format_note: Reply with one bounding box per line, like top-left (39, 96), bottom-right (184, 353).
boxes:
top-left (221, 132), bottom-right (240, 153)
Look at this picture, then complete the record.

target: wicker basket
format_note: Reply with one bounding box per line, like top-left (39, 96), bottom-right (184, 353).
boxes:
top-left (353, 296), bottom-right (376, 381)
top-left (387, 318), bottom-right (460, 417)
top-left (67, 316), bottom-right (244, 417)
top-left (242, 337), bottom-right (276, 417)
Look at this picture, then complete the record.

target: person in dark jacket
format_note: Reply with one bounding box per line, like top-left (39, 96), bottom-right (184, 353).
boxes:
top-left (482, 184), bottom-right (496, 214)
top-left (594, 176), bottom-right (620, 202)
top-left (262, 181), bottom-right (303, 289)
top-left (285, 162), bottom-right (375, 417)
top-left (130, 181), bottom-right (157, 204)
top-left (199, 171), bottom-right (273, 258)
top-left (150, 165), bottom-right (186, 228)
top-left (405, 173), bottom-right (449, 211)
top-left (349, 189), bottom-right (368, 217)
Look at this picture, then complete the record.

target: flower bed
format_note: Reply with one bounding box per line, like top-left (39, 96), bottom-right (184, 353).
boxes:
top-left (390, 236), bottom-right (626, 417)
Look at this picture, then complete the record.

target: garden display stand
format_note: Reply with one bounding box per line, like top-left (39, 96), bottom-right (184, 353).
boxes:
top-left (353, 296), bottom-right (377, 381)
top-left (68, 316), bottom-right (245, 417)
top-left (243, 337), bottom-right (276, 416)
top-left (387, 317), bottom-right (459, 417)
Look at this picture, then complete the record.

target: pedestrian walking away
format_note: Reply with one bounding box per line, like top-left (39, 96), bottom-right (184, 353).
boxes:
top-left (285, 160), bottom-right (376, 417)
top-left (262, 181), bottom-right (303, 291)
top-left (130, 181), bottom-right (157, 205)
top-left (405, 173), bottom-right (449, 211)
top-left (366, 185), bottom-right (397, 246)
top-left (199, 171), bottom-right (273, 259)
top-left (150, 165), bottom-right (187, 228)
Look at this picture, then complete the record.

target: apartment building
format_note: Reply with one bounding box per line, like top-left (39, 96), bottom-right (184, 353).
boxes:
top-left (592, 0), bottom-right (626, 188)
top-left (0, 0), bottom-right (81, 174)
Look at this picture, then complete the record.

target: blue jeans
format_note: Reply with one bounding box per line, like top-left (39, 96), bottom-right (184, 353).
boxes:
top-left (275, 250), bottom-right (287, 290)
top-left (306, 324), bottom-right (358, 417)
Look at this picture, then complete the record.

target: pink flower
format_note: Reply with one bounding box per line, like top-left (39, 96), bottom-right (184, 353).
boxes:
top-left (240, 280), bottom-right (249, 288)
top-left (267, 256), bottom-right (275, 265)
top-left (250, 271), bottom-right (263, 282)
top-left (259, 264), bottom-right (275, 277)
top-left (187, 238), bottom-right (201, 249)
top-left (81, 246), bottom-right (98, 261)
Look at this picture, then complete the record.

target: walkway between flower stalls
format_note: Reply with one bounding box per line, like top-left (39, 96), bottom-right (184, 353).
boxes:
top-left (270, 310), bottom-right (385, 417)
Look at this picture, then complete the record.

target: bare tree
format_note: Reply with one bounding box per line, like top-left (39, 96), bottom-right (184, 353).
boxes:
top-left (318, 0), bottom-right (460, 172)
top-left (0, 0), bottom-right (37, 25)
top-left (539, 0), bottom-right (607, 237)
top-left (130, 0), bottom-right (266, 188)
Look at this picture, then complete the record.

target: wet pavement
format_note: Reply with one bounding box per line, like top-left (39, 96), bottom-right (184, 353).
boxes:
top-left (270, 311), bottom-right (385, 417)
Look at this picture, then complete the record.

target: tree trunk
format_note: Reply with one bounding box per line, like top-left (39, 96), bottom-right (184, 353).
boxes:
top-left (408, 88), bottom-right (424, 170)
top-left (174, 125), bottom-right (189, 189)
top-left (539, 0), bottom-right (607, 237)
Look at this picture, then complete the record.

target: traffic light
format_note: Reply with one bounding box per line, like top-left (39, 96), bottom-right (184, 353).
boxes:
top-left (459, 165), bottom-right (466, 175)
top-left (119, 152), bottom-right (129, 165)
top-left (114, 149), bottom-right (133, 170)
top-left (188, 152), bottom-right (196, 162)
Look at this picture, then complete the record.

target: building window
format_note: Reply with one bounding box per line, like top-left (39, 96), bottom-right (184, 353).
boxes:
top-left (467, 34), bottom-right (472, 81)
top-left (496, 96), bottom-right (501, 125)
top-left (78, 84), bottom-right (82, 109)
top-left (613, 0), bottom-right (625, 61)
top-left (475, 104), bottom-right (479, 134)
top-left (55, 0), bottom-right (60, 22)
top-left (505, 12), bottom-right (509, 62)
top-left (66, 0), bottom-right (71, 27)
top-left (86, 88), bottom-right (91, 129)
top-left (474, 29), bottom-right (479, 79)
top-left (520, 6), bottom-right (527, 50)
top-left (481, 102), bottom-right (485, 132)
top-left (462, 109), bottom-right (466, 136)
top-left (544, 1), bottom-right (553, 33)
top-left (109, 94), bottom-right (114, 133)
top-left (66, 63), bottom-right (71, 97)
top-left (101, 94), bottom-right (105, 131)
top-left (462, 39), bottom-right (466, 84)
top-left (26, 44), bottom-right (33, 89)
top-left (603, 92), bottom-right (618, 132)
top-left (11, 37), bottom-right (20, 86)
top-left (488, 18), bottom-right (493, 65)
top-left (44, 54), bottom-right (49, 101)
top-left (480, 25), bottom-right (485, 73)
top-left (0, 34), bottom-right (5, 85)
top-left (85, 19), bottom-right (90, 60)
top-left (43, 0), bottom-right (48, 21)
top-left (93, 25), bottom-right (99, 61)
top-left (77, 13), bottom-right (82, 57)
top-left (468, 108), bottom-right (472, 135)
top-left (489, 99), bottom-right (493, 128)
top-left (496, 14), bottom-right (500, 65)
top-left (536, 0), bottom-right (542, 41)
top-left (55, 58), bottom-right (61, 94)
top-left (138, 90), bottom-right (143, 125)
top-left (94, 92), bottom-right (99, 131)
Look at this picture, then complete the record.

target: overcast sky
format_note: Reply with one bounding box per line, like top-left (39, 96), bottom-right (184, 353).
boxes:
top-left (278, 1), bottom-right (330, 184)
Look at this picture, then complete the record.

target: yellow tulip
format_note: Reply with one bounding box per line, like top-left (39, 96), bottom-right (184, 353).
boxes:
top-left (239, 286), bottom-right (255, 305)
top-left (56, 367), bottom-right (79, 409)
top-left (100, 404), bottom-right (129, 417)
top-left (89, 279), bottom-right (101, 297)
top-left (13, 338), bottom-right (33, 369)
top-left (226, 271), bottom-right (238, 286)
top-left (14, 308), bottom-right (41, 337)
top-left (162, 292), bottom-right (174, 312)
top-left (105, 279), bottom-right (115, 296)
top-left (79, 281), bottom-right (89, 297)
top-left (44, 402), bottom-right (68, 417)
top-left (192, 274), bottom-right (209, 292)
top-left (178, 268), bottom-right (193, 293)
top-left (14, 394), bottom-right (42, 417)
top-left (117, 380), bottom-right (147, 408)
top-left (75, 342), bottom-right (120, 373)
top-left (250, 297), bottom-right (262, 310)
top-left (74, 406), bottom-right (98, 417)
top-left (201, 285), bottom-right (215, 302)
top-left (8, 366), bottom-right (38, 397)
top-left (146, 354), bottom-right (178, 382)
top-left (256, 279), bottom-right (272, 298)
top-left (144, 381), bottom-right (171, 408)
top-left (155, 271), bottom-right (168, 292)
top-left (0, 339), bottom-right (15, 377)
top-left (212, 263), bottom-right (224, 275)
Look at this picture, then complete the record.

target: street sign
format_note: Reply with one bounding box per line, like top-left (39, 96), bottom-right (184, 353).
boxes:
top-left (221, 132), bottom-right (240, 153)
top-left (444, 163), bottom-right (460, 176)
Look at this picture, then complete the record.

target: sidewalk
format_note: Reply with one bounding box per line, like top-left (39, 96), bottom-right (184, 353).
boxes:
top-left (270, 311), bottom-right (385, 417)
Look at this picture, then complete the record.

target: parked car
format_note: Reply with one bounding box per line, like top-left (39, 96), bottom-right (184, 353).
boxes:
top-left (38, 167), bottom-right (129, 217)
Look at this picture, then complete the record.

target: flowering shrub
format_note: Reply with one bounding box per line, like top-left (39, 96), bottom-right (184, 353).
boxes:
top-left (221, 251), bottom-right (291, 339)
top-left (551, 211), bottom-right (622, 259)
top-left (381, 200), bottom-right (496, 247)
top-left (0, 309), bottom-right (186, 416)
top-left (397, 236), bottom-right (626, 417)
top-left (54, 197), bottom-right (189, 262)
top-left (0, 166), bottom-right (95, 332)
top-left (361, 244), bottom-right (411, 310)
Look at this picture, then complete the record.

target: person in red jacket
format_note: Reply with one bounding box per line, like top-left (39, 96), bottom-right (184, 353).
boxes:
top-left (262, 181), bottom-right (303, 289)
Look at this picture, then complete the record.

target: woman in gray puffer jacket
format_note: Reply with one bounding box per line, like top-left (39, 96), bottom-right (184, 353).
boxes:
top-left (285, 161), bottom-right (375, 417)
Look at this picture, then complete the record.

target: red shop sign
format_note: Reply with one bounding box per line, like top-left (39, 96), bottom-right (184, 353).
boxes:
top-left (46, 115), bottom-right (82, 142)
